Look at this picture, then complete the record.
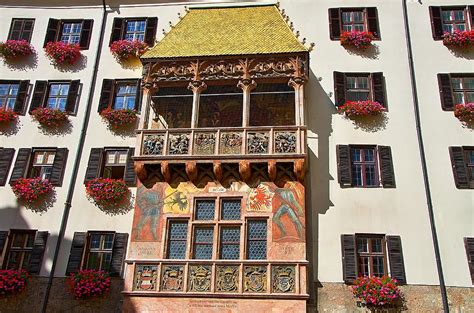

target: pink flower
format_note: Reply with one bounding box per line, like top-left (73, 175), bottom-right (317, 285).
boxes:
top-left (11, 178), bottom-right (54, 204)
top-left (0, 108), bottom-right (17, 123)
top-left (442, 30), bottom-right (474, 48)
top-left (338, 100), bottom-right (385, 117)
top-left (67, 270), bottom-right (111, 300)
top-left (0, 40), bottom-right (34, 59)
top-left (351, 276), bottom-right (402, 308)
top-left (31, 107), bottom-right (69, 127)
top-left (44, 41), bottom-right (81, 65)
top-left (110, 40), bottom-right (148, 61)
top-left (454, 102), bottom-right (474, 124)
top-left (86, 178), bottom-right (129, 207)
top-left (340, 31), bottom-right (375, 49)
top-left (0, 269), bottom-right (29, 296)
top-left (100, 108), bottom-right (138, 129)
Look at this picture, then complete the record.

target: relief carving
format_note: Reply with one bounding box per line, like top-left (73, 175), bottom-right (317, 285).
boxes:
top-left (271, 265), bottom-right (295, 293)
top-left (134, 264), bottom-right (158, 291)
top-left (188, 265), bottom-right (212, 292)
top-left (244, 266), bottom-right (267, 293)
top-left (161, 265), bottom-right (184, 292)
top-left (216, 266), bottom-right (239, 292)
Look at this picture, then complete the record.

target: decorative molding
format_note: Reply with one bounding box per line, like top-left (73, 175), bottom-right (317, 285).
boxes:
top-left (237, 79), bottom-right (257, 92)
top-left (187, 80), bottom-right (207, 93)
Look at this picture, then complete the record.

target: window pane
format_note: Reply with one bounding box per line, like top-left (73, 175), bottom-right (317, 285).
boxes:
top-left (12, 233), bottom-right (27, 248)
top-left (167, 221), bottom-right (188, 259)
top-left (247, 240), bottom-right (266, 260)
top-left (154, 87), bottom-right (193, 129)
top-left (87, 252), bottom-right (100, 269)
top-left (357, 238), bottom-right (368, 253)
top-left (443, 24), bottom-right (453, 33)
top-left (467, 151), bottom-right (474, 165)
top-left (451, 78), bottom-right (462, 89)
top-left (342, 12), bottom-right (351, 23)
top-left (221, 199), bottom-right (241, 220)
top-left (371, 238), bottom-right (383, 253)
top-left (373, 256), bottom-right (385, 277)
top-left (193, 227), bottom-right (213, 259)
top-left (0, 84), bottom-right (9, 95)
top-left (250, 83), bottom-right (295, 127)
top-left (353, 11), bottom-right (363, 23)
top-left (453, 10), bottom-right (465, 21)
top-left (103, 234), bottom-right (114, 250)
top-left (453, 92), bottom-right (464, 104)
top-left (463, 78), bottom-right (474, 90)
top-left (195, 200), bottom-right (215, 220)
top-left (220, 227), bottom-right (240, 260)
top-left (365, 165), bottom-right (377, 186)
top-left (441, 11), bottom-right (452, 22)
top-left (59, 84), bottom-right (70, 96)
top-left (10, 85), bottom-right (19, 96)
top-left (90, 234), bottom-right (101, 249)
top-left (199, 85), bottom-right (243, 128)
top-left (247, 220), bottom-right (267, 260)
top-left (358, 256), bottom-right (369, 276)
top-left (6, 251), bottom-right (21, 270)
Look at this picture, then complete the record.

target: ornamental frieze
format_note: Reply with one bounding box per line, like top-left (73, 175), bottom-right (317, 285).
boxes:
top-left (271, 265), bottom-right (295, 293)
top-left (216, 265), bottom-right (239, 292)
top-left (188, 265), bottom-right (212, 292)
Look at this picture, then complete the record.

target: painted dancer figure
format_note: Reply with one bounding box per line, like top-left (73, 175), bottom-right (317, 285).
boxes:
top-left (272, 188), bottom-right (304, 239)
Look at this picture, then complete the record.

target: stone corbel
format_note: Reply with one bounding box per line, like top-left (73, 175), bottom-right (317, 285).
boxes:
top-left (185, 161), bottom-right (198, 182)
top-left (268, 160), bottom-right (277, 182)
top-left (161, 161), bottom-right (171, 183)
top-left (239, 160), bottom-right (251, 183)
top-left (294, 159), bottom-right (306, 183)
top-left (213, 161), bottom-right (223, 182)
top-left (134, 161), bottom-right (148, 183)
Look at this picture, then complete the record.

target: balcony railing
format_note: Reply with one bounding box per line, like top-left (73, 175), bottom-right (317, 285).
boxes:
top-left (124, 259), bottom-right (308, 298)
top-left (135, 126), bottom-right (307, 161)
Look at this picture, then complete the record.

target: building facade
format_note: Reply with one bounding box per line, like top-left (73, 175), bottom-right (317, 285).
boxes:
top-left (0, 0), bottom-right (472, 312)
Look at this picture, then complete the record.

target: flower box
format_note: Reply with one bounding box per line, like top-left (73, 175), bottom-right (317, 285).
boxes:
top-left (0, 109), bottom-right (17, 124)
top-left (11, 178), bottom-right (54, 205)
top-left (454, 102), bottom-right (474, 124)
top-left (338, 100), bottom-right (385, 118)
top-left (442, 30), bottom-right (474, 48)
top-left (44, 41), bottom-right (81, 65)
top-left (86, 178), bottom-right (129, 208)
top-left (340, 31), bottom-right (375, 49)
top-left (0, 269), bottom-right (29, 296)
top-left (0, 40), bottom-right (34, 60)
top-left (100, 108), bottom-right (138, 129)
top-left (110, 40), bottom-right (148, 61)
top-left (67, 270), bottom-right (111, 300)
top-left (352, 276), bottom-right (402, 308)
top-left (31, 108), bottom-right (69, 127)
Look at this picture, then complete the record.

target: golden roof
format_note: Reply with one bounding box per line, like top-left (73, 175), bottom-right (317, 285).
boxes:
top-left (141, 4), bottom-right (307, 59)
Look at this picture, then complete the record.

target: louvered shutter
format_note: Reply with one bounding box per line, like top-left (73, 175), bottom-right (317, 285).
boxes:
top-left (110, 233), bottom-right (128, 276)
top-left (144, 17), bottom-right (158, 46)
top-left (66, 232), bottom-right (87, 275)
top-left (449, 147), bottom-right (470, 189)
top-left (9, 148), bottom-right (31, 184)
top-left (386, 235), bottom-right (406, 285)
top-left (50, 148), bottom-right (68, 186)
top-left (0, 231), bottom-right (8, 256)
top-left (464, 237), bottom-right (474, 284)
top-left (341, 234), bottom-right (357, 283)
top-left (0, 148), bottom-right (15, 186)
top-left (44, 18), bottom-right (60, 47)
top-left (79, 19), bottom-right (93, 49)
top-left (28, 231), bottom-right (49, 274)
top-left (124, 148), bottom-right (136, 186)
top-left (109, 18), bottom-right (124, 46)
top-left (337, 145), bottom-right (352, 186)
top-left (378, 146), bottom-right (396, 188)
top-left (334, 72), bottom-right (346, 106)
top-left (328, 9), bottom-right (341, 40)
top-left (371, 72), bottom-right (386, 107)
top-left (429, 7), bottom-right (443, 40)
top-left (65, 80), bottom-right (80, 114)
top-left (14, 80), bottom-right (29, 114)
top-left (29, 81), bottom-right (48, 113)
top-left (134, 79), bottom-right (142, 111)
top-left (366, 8), bottom-right (380, 39)
top-left (98, 79), bottom-right (115, 112)
top-left (437, 74), bottom-right (454, 111)
top-left (84, 148), bottom-right (104, 183)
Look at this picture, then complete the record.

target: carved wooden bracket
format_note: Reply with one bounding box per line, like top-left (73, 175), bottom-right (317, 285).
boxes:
top-left (134, 161), bottom-right (148, 183)
top-left (237, 79), bottom-right (257, 92)
top-left (185, 161), bottom-right (198, 182)
top-left (294, 159), bottom-right (306, 183)
top-left (268, 160), bottom-right (277, 182)
top-left (239, 160), bottom-right (251, 182)
top-left (187, 80), bottom-right (207, 93)
top-left (161, 161), bottom-right (171, 183)
top-left (213, 161), bottom-right (223, 182)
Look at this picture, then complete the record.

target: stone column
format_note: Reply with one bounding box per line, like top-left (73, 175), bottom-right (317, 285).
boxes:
top-left (289, 77), bottom-right (306, 126)
top-left (237, 79), bottom-right (257, 127)
top-left (188, 80), bottom-right (207, 128)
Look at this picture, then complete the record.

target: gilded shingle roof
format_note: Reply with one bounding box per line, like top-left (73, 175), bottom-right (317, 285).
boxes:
top-left (141, 5), bottom-right (307, 59)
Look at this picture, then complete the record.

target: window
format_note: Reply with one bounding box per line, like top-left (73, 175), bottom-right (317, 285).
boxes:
top-left (356, 235), bottom-right (387, 277)
top-left (124, 20), bottom-right (146, 41)
top-left (166, 221), bottom-right (188, 259)
top-left (47, 83), bottom-right (70, 111)
top-left (220, 227), bottom-right (240, 259)
top-left (3, 231), bottom-right (35, 270)
top-left (246, 220), bottom-right (267, 260)
top-left (153, 86), bottom-right (193, 129)
top-left (449, 146), bottom-right (474, 189)
top-left (0, 83), bottom-right (19, 111)
top-left (346, 76), bottom-right (370, 101)
top-left (329, 8), bottom-right (380, 40)
top-left (8, 19), bottom-right (35, 42)
top-left (441, 8), bottom-right (468, 33)
top-left (30, 80), bottom-right (80, 115)
top-left (333, 72), bottom-right (386, 107)
top-left (193, 227), bottom-right (214, 259)
top-left (429, 6), bottom-right (473, 40)
top-left (84, 233), bottom-right (114, 271)
top-left (109, 17), bottom-right (157, 46)
top-left (341, 10), bottom-right (365, 32)
top-left (102, 150), bottom-right (128, 179)
top-left (250, 83), bottom-right (295, 126)
top-left (60, 22), bottom-right (82, 45)
top-left (29, 150), bottom-right (56, 180)
top-left (452, 76), bottom-right (474, 105)
top-left (351, 147), bottom-right (378, 187)
top-left (114, 83), bottom-right (138, 110)
top-left (198, 85), bottom-right (243, 128)
top-left (44, 19), bottom-right (93, 49)
top-left (98, 79), bottom-right (141, 113)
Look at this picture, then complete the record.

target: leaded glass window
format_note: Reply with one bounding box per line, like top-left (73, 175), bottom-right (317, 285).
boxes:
top-left (193, 227), bottom-right (214, 259)
top-left (167, 221), bottom-right (188, 259)
top-left (195, 200), bottom-right (215, 220)
top-left (220, 199), bottom-right (241, 220)
top-left (219, 227), bottom-right (240, 260)
top-left (246, 220), bottom-right (267, 260)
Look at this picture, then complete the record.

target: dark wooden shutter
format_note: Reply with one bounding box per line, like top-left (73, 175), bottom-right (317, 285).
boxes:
top-left (144, 17), bottom-right (158, 46)
top-left (134, 79), bottom-right (142, 111)
top-left (371, 72), bottom-right (386, 107)
top-left (341, 234), bottom-right (357, 283)
top-left (429, 7), bottom-right (443, 40)
top-left (438, 74), bottom-right (454, 111)
top-left (109, 18), bottom-right (124, 46)
top-left (337, 145), bottom-right (352, 186)
top-left (28, 231), bottom-right (49, 274)
top-left (328, 8), bottom-right (341, 40)
top-left (386, 235), bottom-right (406, 285)
top-left (50, 148), bottom-right (68, 186)
top-left (378, 146), bottom-right (396, 188)
top-left (124, 148), bottom-right (136, 186)
top-left (366, 8), bottom-right (380, 39)
top-left (0, 231), bottom-right (8, 255)
top-left (9, 148), bottom-right (31, 184)
top-left (29, 81), bottom-right (48, 113)
top-left (449, 147), bottom-right (470, 189)
top-left (98, 79), bottom-right (115, 112)
top-left (44, 18), bottom-right (60, 47)
top-left (334, 72), bottom-right (346, 106)
top-left (0, 148), bottom-right (15, 186)
top-left (66, 232), bottom-right (87, 275)
top-left (110, 233), bottom-right (128, 276)
top-left (464, 237), bottom-right (474, 284)
top-left (84, 148), bottom-right (104, 183)
top-left (79, 19), bottom-right (93, 49)
top-left (66, 80), bottom-right (80, 114)
top-left (14, 80), bottom-right (29, 115)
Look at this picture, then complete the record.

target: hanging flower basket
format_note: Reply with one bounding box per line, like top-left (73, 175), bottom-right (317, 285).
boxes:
top-left (31, 108), bottom-right (69, 128)
top-left (110, 40), bottom-right (148, 61)
top-left (442, 30), bottom-right (474, 48)
top-left (44, 41), bottom-right (81, 65)
top-left (100, 108), bottom-right (138, 129)
top-left (454, 103), bottom-right (474, 124)
top-left (0, 108), bottom-right (17, 124)
top-left (338, 100), bottom-right (385, 118)
top-left (11, 178), bottom-right (54, 205)
top-left (340, 31), bottom-right (375, 49)
top-left (86, 178), bottom-right (129, 208)
top-left (352, 276), bottom-right (402, 309)
top-left (0, 40), bottom-right (34, 60)
top-left (0, 269), bottom-right (29, 296)
top-left (67, 270), bottom-right (111, 300)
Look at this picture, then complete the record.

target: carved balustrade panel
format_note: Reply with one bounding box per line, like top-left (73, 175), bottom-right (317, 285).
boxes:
top-left (194, 132), bottom-right (216, 155)
top-left (143, 134), bottom-right (165, 155)
top-left (274, 131), bottom-right (297, 154)
top-left (220, 132), bottom-right (243, 155)
top-left (169, 133), bottom-right (190, 155)
top-left (247, 132), bottom-right (270, 154)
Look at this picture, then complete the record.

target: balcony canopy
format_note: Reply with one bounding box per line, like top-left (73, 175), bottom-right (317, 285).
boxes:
top-left (141, 4), bottom-right (308, 60)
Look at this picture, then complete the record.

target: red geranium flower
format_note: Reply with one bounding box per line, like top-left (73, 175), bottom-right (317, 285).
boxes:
top-left (31, 108), bottom-right (69, 127)
top-left (11, 178), bottom-right (53, 205)
top-left (352, 276), bottom-right (402, 308)
top-left (0, 108), bottom-right (17, 124)
top-left (454, 102), bottom-right (474, 124)
top-left (110, 40), bottom-right (148, 61)
top-left (67, 270), bottom-right (111, 300)
top-left (340, 31), bottom-right (375, 49)
top-left (86, 178), bottom-right (129, 207)
top-left (0, 40), bottom-right (34, 59)
top-left (44, 41), bottom-right (81, 65)
top-left (338, 100), bottom-right (385, 118)
top-left (0, 269), bottom-right (29, 296)
top-left (100, 108), bottom-right (138, 129)
top-left (442, 30), bottom-right (474, 48)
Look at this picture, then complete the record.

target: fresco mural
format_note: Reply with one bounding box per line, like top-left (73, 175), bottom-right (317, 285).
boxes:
top-left (132, 183), bottom-right (166, 241)
top-left (271, 182), bottom-right (305, 242)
